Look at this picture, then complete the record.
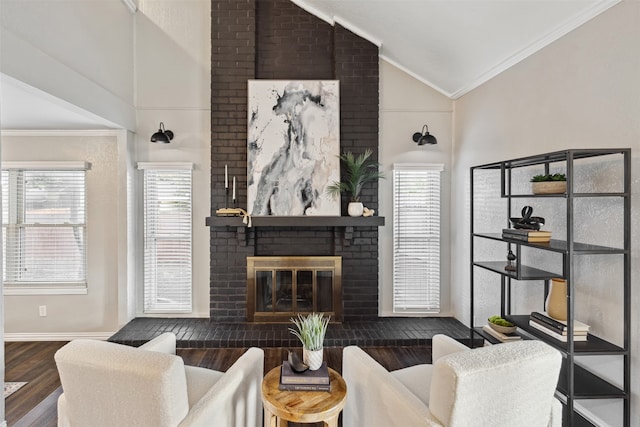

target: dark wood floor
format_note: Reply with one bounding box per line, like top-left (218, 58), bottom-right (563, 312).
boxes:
top-left (5, 342), bottom-right (432, 427)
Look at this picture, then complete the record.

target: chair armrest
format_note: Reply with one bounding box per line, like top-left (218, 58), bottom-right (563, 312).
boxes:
top-left (549, 398), bottom-right (562, 427)
top-left (138, 332), bottom-right (177, 355)
top-left (342, 346), bottom-right (444, 427)
top-left (178, 347), bottom-right (264, 427)
top-left (431, 334), bottom-right (469, 363)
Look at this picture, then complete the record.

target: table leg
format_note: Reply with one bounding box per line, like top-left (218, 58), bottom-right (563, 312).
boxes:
top-left (264, 408), bottom-right (275, 427)
top-left (323, 414), bottom-right (339, 427)
top-left (264, 408), bottom-right (289, 427)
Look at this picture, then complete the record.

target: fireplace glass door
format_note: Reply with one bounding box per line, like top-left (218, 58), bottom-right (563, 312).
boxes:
top-left (248, 257), bottom-right (341, 322)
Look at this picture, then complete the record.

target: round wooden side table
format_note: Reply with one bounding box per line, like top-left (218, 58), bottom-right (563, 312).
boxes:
top-left (261, 365), bottom-right (347, 427)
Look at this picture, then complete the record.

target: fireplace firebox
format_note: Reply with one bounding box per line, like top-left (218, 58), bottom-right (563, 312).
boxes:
top-left (247, 256), bottom-right (342, 322)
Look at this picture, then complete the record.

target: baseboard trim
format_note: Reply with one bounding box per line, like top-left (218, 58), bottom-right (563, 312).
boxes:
top-left (4, 332), bottom-right (115, 342)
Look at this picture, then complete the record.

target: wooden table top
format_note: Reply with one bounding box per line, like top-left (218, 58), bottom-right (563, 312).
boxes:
top-left (261, 366), bottom-right (347, 423)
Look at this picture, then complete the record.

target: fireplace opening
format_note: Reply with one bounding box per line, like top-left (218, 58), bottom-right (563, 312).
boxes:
top-left (247, 256), bottom-right (342, 322)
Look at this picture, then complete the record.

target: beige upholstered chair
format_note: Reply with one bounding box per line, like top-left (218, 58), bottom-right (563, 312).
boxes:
top-left (343, 334), bottom-right (562, 427)
top-left (55, 332), bottom-right (264, 427)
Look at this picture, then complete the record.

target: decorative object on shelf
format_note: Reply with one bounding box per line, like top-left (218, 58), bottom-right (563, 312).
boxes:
top-left (509, 205), bottom-right (545, 230)
top-left (487, 315), bottom-right (517, 334)
top-left (362, 206), bottom-right (375, 217)
top-left (289, 312), bottom-right (330, 371)
top-left (531, 173), bottom-right (566, 194)
top-left (215, 207), bottom-right (252, 227)
top-left (347, 201), bottom-right (364, 217)
top-left (412, 124), bottom-right (438, 145)
top-left (247, 80), bottom-right (340, 216)
top-left (150, 122), bottom-right (174, 143)
top-left (505, 250), bottom-right (517, 271)
top-left (545, 278), bottom-right (567, 321)
top-left (482, 324), bottom-right (521, 342)
top-left (327, 149), bottom-right (385, 217)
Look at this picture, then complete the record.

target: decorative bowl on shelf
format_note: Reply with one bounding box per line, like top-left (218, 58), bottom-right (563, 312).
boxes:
top-left (487, 317), bottom-right (517, 334)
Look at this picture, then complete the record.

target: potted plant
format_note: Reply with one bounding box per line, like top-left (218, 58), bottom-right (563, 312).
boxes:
top-left (326, 149), bottom-right (385, 217)
top-left (531, 173), bottom-right (566, 194)
top-left (289, 313), bottom-right (330, 370)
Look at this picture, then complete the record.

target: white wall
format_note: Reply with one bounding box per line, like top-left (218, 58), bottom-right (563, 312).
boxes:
top-left (452, 1), bottom-right (640, 424)
top-left (2, 132), bottom-right (125, 338)
top-left (379, 60), bottom-right (454, 316)
top-left (0, 0), bottom-right (135, 130)
top-left (134, 0), bottom-right (211, 317)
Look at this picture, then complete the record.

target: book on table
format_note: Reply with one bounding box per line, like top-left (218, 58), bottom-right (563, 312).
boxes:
top-left (481, 324), bottom-right (521, 342)
top-left (279, 360), bottom-right (330, 391)
top-left (528, 320), bottom-right (588, 342)
top-left (530, 312), bottom-right (590, 335)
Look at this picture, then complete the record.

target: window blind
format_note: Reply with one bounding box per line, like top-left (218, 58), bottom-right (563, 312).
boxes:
top-left (2, 168), bottom-right (87, 285)
top-left (392, 164), bottom-right (443, 313)
top-left (141, 165), bottom-right (193, 313)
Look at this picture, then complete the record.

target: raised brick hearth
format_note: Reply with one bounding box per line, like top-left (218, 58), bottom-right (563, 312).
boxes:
top-left (209, 0), bottom-right (380, 322)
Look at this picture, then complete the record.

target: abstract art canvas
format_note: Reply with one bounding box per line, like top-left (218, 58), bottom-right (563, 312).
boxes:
top-left (247, 80), bottom-right (340, 216)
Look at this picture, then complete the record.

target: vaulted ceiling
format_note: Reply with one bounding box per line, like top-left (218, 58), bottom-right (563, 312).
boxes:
top-left (293, 0), bottom-right (620, 98)
top-left (0, 0), bottom-right (621, 129)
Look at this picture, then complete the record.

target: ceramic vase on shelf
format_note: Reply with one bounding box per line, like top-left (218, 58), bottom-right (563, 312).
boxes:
top-left (303, 347), bottom-right (324, 371)
top-left (347, 201), bottom-right (364, 217)
top-left (546, 278), bottom-right (567, 321)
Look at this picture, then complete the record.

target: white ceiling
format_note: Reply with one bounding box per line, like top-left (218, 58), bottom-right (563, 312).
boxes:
top-left (1, 74), bottom-right (118, 130)
top-left (293, 0), bottom-right (620, 98)
top-left (0, 0), bottom-right (620, 130)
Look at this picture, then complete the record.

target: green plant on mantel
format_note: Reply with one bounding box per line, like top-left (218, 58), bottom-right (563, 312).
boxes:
top-left (531, 173), bottom-right (566, 182)
top-left (326, 149), bottom-right (385, 202)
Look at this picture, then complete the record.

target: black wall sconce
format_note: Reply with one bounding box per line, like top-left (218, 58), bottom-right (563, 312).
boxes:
top-left (150, 122), bottom-right (174, 143)
top-left (412, 124), bottom-right (437, 145)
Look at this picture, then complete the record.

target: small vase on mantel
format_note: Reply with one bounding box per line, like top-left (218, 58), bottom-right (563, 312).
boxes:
top-left (546, 278), bottom-right (567, 321)
top-left (347, 201), bottom-right (364, 217)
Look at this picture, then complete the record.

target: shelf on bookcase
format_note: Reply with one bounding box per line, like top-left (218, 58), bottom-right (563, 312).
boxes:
top-left (474, 233), bottom-right (626, 254)
top-left (506, 315), bottom-right (625, 355)
top-left (473, 261), bottom-right (557, 280)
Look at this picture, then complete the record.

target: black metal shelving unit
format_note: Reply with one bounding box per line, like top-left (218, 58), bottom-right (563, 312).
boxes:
top-left (470, 148), bottom-right (631, 426)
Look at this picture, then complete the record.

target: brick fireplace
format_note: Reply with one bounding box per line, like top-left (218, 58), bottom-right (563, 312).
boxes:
top-left (208, 0), bottom-right (380, 322)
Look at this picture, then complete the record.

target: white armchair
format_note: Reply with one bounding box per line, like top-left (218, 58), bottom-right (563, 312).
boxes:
top-left (343, 334), bottom-right (562, 427)
top-left (55, 333), bottom-right (264, 427)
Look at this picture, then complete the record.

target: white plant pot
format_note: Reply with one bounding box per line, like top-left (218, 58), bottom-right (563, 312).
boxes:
top-left (303, 348), bottom-right (324, 371)
top-left (347, 201), bottom-right (364, 217)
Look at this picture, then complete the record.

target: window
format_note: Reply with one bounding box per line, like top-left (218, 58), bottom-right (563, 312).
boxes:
top-left (2, 162), bottom-right (88, 293)
top-left (392, 163), bottom-right (443, 313)
top-left (139, 163), bottom-right (193, 313)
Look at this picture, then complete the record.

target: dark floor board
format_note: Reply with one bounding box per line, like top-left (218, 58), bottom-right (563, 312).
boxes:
top-left (8, 342), bottom-right (432, 427)
top-left (5, 341), bottom-right (67, 426)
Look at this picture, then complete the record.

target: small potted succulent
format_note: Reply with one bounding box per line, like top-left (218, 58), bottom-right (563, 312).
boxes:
top-left (289, 313), bottom-right (330, 371)
top-left (531, 173), bottom-right (566, 195)
top-left (326, 149), bottom-right (385, 217)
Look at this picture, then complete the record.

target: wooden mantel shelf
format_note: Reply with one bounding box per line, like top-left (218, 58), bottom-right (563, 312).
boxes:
top-left (205, 215), bottom-right (385, 228)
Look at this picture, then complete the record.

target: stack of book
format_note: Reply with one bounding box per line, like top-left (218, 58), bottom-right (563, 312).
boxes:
top-left (482, 324), bottom-right (521, 342)
top-left (279, 360), bottom-right (330, 391)
top-left (529, 311), bottom-right (590, 342)
top-left (502, 228), bottom-right (552, 243)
